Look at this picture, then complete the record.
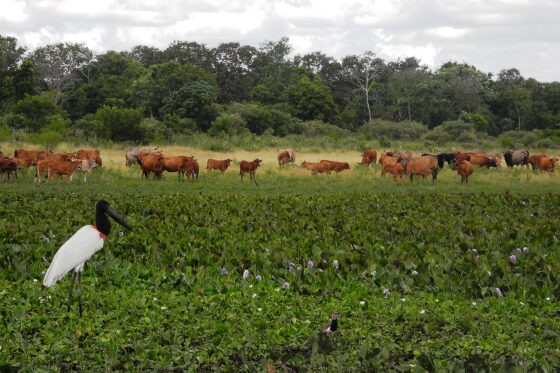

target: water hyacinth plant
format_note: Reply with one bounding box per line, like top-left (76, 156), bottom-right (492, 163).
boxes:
top-left (509, 255), bottom-right (517, 264)
top-left (383, 289), bottom-right (390, 298)
top-left (332, 260), bottom-right (339, 270)
top-left (307, 260), bottom-right (314, 269)
top-left (283, 282), bottom-right (290, 289)
top-left (255, 275), bottom-right (262, 281)
top-left (495, 288), bottom-right (503, 297)
top-left (243, 269), bottom-right (250, 280)
top-left (220, 267), bottom-right (228, 276)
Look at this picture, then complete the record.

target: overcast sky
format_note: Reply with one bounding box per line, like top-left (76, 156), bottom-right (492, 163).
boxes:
top-left (1, 0), bottom-right (559, 81)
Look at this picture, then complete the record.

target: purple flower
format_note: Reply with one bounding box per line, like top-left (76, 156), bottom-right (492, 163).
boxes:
top-left (307, 260), bottom-right (314, 269)
top-left (509, 255), bottom-right (517, 264)
top-left (495, 288), bottom-right (503, 297)
top-left (255, 275), bottom-right (262, 281)
top-left (383, 288), bottom-right (390, 298)
top-left (220, 267), bottom-right (228, 276)
top-left (515, 248), bottom-right (522, 253)
top-left (332, 260), bottom-right (339, 270)
top-left (288, 262), bottom-right (296, 271)
top-left (243, 269), bottom-right (250, 279)
top-left (283, 282), bottom-right (290, 289)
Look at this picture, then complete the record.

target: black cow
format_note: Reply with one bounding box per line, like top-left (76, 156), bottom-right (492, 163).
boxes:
top-left (504, 150), bottom-right (529, 169)
top-left (421, 152), bottom-right (456, 169)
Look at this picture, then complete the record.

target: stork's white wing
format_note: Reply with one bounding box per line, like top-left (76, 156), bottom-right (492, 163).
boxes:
top-left (43, 225), bottom-right (104, 287)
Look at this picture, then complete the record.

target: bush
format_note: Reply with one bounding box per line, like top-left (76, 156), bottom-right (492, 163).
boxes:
top-left (225, 103), bottom-right (302, 136)
top-left (95, 106), bottom-right (145, 142)
top-left (422, 120), bottom-right (484, 144)
top-left (208, 113), bottom-right (248, 137)
top-left (361, 119), bottom-right (428, 141)
top-left (300, 120), bottom-right (352, 138)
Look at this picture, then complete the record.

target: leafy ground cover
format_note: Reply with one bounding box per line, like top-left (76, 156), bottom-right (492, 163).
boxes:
top-left (1, 177), bottom-right (560, 371)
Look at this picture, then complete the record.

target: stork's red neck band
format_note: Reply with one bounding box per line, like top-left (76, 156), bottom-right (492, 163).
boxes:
top-left (91, 225), bottom-right (106, 238)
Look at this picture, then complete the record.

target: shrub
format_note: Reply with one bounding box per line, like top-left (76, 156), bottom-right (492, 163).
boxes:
top-left (361, 119), bottom-right (428, 141)
top-left (95, 106), bottom-right (145, 142)
top-left (422, 120), bottom-right (484, 144)
top-left (300, 120), bottom-right (352, 138)
top-left (208, 113), bottom-right (248, 137)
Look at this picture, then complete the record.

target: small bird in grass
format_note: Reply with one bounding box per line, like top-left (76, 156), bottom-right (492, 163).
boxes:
top-left (43, 200), bottom-right (132, 317)
top-left (321, 312), bottom-right (339, 336)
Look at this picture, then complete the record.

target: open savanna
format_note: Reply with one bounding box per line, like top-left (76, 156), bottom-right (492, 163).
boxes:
top-left (1, 143), bottom-right (560, 371)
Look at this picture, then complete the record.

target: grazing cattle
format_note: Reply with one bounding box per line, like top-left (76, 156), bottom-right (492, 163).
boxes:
top-left (301, 161), bottom-right (331, 175)
top-left (186, 158), bottom-right (199, 181)
top-left (360, 149), bottom-right (377, 167)
top-left (319, 160), bottom-right (351, 173)
top-left (454, 152), bottom-right (471, 164)
top-left (278, 149), bottom-right (296, 165)
top-left (207, 159), bottom-right (232, 173)
top-left (0, 159), bottom-right (18, 181)
top-left (163, 156), bottom-right (193, 180)
top-left (125, 146), bottom-right (160, 166)
top-left (36, 158), bottom-right (82, 184)
top-left (469, 153), bottom-right (499, 168)
top-left (379, 155), bottom-right (400, 177)
top-left (422, 153), bottom-right (455, 169)
top-left (504, 149), bottom-right (529, 169)
top-left (240, 159), bottom-right (262, 185)
top-left (537, 157), bottom-right (559, 173)
top-left (14, 149), bottom-right (52, 165)
top-left (13, 157), bottom-right (35, 169)
top-left (75, 149), bottom-right (102, 167)
top-left (384, 162), bottom-right (404, 184)
top-left (456, 160), bottom-right (474, 184)
top-left (406, 156), bottom-right (439, 182)
top-left (528, 154), bottom-right (547, 171)
top-left (76, 159), bottom-right (99, 182)
top-left (139, 153), bottom-right (164, 180)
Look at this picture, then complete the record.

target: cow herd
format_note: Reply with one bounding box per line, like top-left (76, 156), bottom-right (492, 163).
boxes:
top-left (0, 148), bottom-right (101, 183)
top-left (0, 146), bottom-right (558, 185)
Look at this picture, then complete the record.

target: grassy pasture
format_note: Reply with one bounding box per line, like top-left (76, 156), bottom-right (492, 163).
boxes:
top-left (1, 143), bottom-right (560, 371)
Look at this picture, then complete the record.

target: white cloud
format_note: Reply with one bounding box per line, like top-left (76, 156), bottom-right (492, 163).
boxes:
top-left (0, 0), bottom-right (558, 81)
top-left (0, 0), bottom-right (27, 22)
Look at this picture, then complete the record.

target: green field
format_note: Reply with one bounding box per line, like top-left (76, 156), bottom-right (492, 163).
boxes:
top-left (1, 166), bottom-right (560, 371)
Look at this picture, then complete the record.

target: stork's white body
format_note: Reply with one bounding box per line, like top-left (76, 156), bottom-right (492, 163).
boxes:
top-left (43, 225), bottom-right (105, 287)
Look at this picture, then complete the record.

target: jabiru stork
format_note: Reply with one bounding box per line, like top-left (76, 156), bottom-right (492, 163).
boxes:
top-left (43, 200), bottom-right (132, 316)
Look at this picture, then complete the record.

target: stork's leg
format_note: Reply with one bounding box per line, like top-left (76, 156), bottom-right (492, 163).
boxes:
top-left (68, 272), bottom-right (77, 311)
top-left (77, 272), bottom-right (83, 317)
top-left (78, 272), bottom-right (82, 317)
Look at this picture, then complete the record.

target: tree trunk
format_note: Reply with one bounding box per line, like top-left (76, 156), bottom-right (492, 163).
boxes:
top-left (514, 104), bottom-right (521, 131)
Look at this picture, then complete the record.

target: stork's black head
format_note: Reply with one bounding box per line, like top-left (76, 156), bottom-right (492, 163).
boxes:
top-left (96, 200), bottom-right (132, 236)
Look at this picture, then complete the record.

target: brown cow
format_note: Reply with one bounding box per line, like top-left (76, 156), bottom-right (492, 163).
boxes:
top-left (469, 153), bottom-right (499, 168)
top-left (0, 159), bottom-right (18, 181)
top-left (186, 158), bottom-right (199, 181)
top-left (13, 157), bottom-right (35, 169)
top-left (36, 158), bottom-right (82, 184)
top-left (379, 155), bottom-right (400, 177)
top-left (76, 159), bottom-right (99, 182)
top-left (240, 159), bottom-right (262, 185)
top-left (320, 160), bottom-right (351, 173)
top-left (163, 156), bottom-right (193, 181)
top-left (278, 149), bottom-right (296, 166)
top-left (537, 157), bottom-right (559, 173)
top-left (406, 156), bottom-right (439, 182)
top-left (14, 149), bottom-right (52, 165)
top-left (75, 149), bottom-right (102, 167)
top-left (384, 163), bottom-right (404, 184)
top-left (125, 146), bottom-right (160, 166)
top-left (528, 154), bottom-right (547, 171)
top-left (301, 161), bottom-right (331, 175)
top-left (456, 160), bottom-right (474, 184)
top-left (207, 159), bottom-right (232, 173)
top-left (361, 149), bottom-right (377, 167)
top-left (139, 153), bottom-right (164, 180)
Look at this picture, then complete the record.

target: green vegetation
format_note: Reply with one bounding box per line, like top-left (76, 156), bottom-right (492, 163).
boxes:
top-left (1, 170), bottom-right (559, 370)
top-left (1, 35), bottom-right (560, 149)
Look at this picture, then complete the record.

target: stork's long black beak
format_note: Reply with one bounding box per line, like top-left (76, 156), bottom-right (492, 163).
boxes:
top-left (105, 204), bottom-right (132, 230)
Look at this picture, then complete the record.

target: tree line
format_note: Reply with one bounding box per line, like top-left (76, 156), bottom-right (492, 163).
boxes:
top-left (1, 35), bottom-right (559, 147)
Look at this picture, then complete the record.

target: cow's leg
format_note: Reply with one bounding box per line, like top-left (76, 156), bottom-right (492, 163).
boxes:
top-left (253, 173), bottom-right (259, 187)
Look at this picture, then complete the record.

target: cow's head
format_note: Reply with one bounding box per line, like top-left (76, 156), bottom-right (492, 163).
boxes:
top-left (253, 159), bottom-right (262, 166)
